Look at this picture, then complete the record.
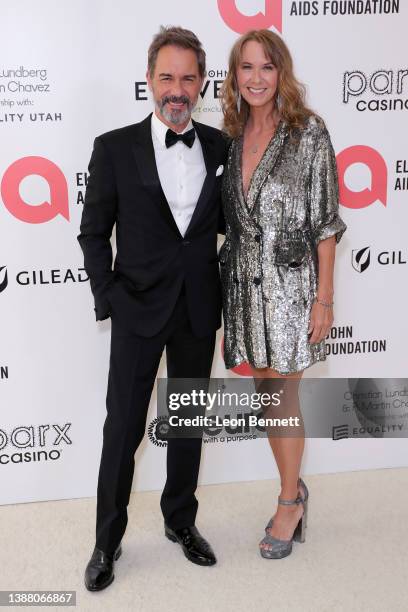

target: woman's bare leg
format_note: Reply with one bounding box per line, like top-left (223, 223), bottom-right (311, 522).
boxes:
top-left (251, 366), bottom-right (305, 547)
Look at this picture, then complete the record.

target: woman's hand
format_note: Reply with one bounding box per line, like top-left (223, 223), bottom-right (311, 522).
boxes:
top-left (308, 300), bottom-right (333, 344)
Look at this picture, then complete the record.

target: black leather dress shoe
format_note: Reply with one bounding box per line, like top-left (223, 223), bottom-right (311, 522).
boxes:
top-left (84, 543), bottom-right (122, 591)
top-left (164, 525), bottom-right (216, 566)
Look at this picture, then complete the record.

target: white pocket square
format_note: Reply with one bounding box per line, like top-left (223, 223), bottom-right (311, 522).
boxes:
top-left (216, 165), bottom-right (224, 177)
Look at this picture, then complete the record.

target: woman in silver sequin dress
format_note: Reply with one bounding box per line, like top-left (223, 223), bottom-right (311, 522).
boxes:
top-left (219, 30), bottom-right (347, 559)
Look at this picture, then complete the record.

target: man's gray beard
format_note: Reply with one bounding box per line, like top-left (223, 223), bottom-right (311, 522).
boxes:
top-left (156, 99), bottom-right (194, 126)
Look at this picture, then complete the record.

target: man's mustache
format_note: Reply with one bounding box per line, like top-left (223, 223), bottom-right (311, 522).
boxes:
top-left (161, 95), bottom-right (191, 106)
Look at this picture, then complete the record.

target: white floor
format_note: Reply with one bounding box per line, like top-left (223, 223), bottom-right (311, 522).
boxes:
top-left (1, 468), bottom-right (408, 612)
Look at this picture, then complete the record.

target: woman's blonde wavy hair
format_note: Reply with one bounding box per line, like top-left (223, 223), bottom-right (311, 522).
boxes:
top-left (220, 29), bottom-right (318, 138)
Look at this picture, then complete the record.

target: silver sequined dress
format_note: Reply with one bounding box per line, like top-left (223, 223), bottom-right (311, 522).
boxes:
top-left (220, 115), bottom-right (347, 374)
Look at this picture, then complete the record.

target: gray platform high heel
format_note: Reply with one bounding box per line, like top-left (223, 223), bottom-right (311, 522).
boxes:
top-left (259, 493), bottom-right (306, 559)
top-left (265, 477), bottom-right (309, 533)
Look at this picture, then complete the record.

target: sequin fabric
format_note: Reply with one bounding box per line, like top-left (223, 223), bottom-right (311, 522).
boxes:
top-left (220, 115), bottom-right (347, 374)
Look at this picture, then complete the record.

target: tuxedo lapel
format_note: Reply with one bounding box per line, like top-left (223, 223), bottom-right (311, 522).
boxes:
top-left (132, 113), bottom-right (183, 238)
top-left (184, 120), bottom-right (218, 237)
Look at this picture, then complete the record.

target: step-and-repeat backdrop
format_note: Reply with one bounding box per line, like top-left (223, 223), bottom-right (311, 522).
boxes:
top-left (1, 1), bottom-right (407, 504)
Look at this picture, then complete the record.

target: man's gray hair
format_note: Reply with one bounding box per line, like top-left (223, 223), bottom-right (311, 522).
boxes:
top-left (147, 26), bottom-right (206, 77)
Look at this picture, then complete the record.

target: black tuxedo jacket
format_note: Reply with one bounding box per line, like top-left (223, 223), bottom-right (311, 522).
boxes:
top-left (77, 113), bottom-right (229, 338)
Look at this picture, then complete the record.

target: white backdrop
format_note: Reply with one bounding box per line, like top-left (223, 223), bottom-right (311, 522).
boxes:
top-left (1, 0), bottom-right (407, 505)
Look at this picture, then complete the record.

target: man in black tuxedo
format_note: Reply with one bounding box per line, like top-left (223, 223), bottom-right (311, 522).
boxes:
top-left (78, 26), bottom-right (228, 591)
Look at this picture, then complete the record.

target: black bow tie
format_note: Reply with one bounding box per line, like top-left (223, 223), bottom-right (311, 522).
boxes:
top-left (165, 127), bottom-right (195, 149)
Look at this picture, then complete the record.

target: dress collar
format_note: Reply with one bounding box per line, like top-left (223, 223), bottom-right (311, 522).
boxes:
top-left (233, 118), bottom-right (288, 216)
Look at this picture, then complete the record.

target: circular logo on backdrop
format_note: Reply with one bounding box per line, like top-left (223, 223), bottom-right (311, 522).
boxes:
top-left (148, 416), bottom-right (168, 448)
top-left (337, 146), bottom-right (388, 209)
top-left (348, 378), bottom-right (408, 438)
top-left (1, 156), bottom-right (69, 224)
top-left (217, 0), bottom-right (282, 33)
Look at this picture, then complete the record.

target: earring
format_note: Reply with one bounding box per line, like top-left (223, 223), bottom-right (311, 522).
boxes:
top-left (276, 93), bottom-right (282, 110)
top-left (236, 91), bottom-right (241, 114)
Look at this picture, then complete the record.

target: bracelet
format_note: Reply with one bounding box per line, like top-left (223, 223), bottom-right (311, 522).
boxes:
top-left (315, 297), bottom-right (334, 308)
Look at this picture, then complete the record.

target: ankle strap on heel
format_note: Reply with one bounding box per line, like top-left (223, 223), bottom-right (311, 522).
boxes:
top-left (278, 494), bottom-right (303, 506)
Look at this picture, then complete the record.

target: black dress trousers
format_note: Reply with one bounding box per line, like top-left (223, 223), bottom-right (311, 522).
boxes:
top-left (95, 284), bottom-right (216, 554)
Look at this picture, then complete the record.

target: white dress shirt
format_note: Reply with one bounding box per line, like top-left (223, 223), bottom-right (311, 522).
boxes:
top-left (151, 112), bottom-right (206, 237)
